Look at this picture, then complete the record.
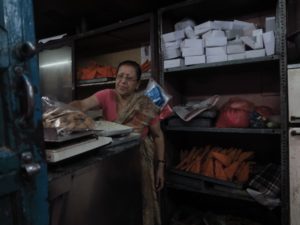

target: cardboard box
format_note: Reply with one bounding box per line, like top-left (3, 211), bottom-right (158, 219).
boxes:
top-left (226, 43), bottom-right (245, 54)
top-left (184, 55), bottom-right (206, 65)
top-left (206, 55), bottom-right (228, 63)
top-left (214, 20), bottom-right (233, 30)
top-left (182, 47), bottom-right (204, 56)
top-left (225, 29), bottom-right (244, 39)
top-left (175, 19), bottom-right (196, 31)
top-left (228, 53), bottom-right (246, 61)
top-left (181, 39), bottom-right (203, 48)
top-left (265, 17), bottom-right (276, 32)
top-left (204, 36), bottom-right (227, 47)
top-left (252, 29), bottom-right (263, 36)
top-left (184, 26), bottom-right (198, 39)
top-left (163, 48), bottom-right (181, 59)
top-left (241, 35), bottom-right (263, 49)
top-left (194, 21), bottom-right (216, 31)
top-left (164, 58), bottom-right (183, 69)
top-left (233, 20), bottom-right (256, 30)
top-left (164, 40), bottom-right (181, 49)
top-left (245, 49), bottom-right (266, 58)
top-left (202, 29), bottom-right (226, 38)
top-left (206, 46), bottom-right (227, 56)
top-left (162, 30), bottom-right (185, 42)
top-left (263, 31), bottom-right (275, 56)
top-left (194, 21), bottom-right (216, 35)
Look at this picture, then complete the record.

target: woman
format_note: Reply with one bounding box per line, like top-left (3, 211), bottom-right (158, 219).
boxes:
top-left (70, 60), bottom-right (165, 225)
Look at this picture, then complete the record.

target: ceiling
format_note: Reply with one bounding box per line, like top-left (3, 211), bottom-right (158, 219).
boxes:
top-left (33, 0), bottom-right (185, 40)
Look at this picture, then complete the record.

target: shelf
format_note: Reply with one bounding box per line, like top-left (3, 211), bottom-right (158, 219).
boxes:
top-left (166, 169), bottom-right (255, 202)
top-left (164, 55), bottom-right (280, 74)
top-left (164, 126), bottom-right (281, 134)
top-left (77, 72), bottom-right (152, 87)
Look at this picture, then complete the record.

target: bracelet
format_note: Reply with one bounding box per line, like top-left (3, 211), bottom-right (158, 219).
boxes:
top-left (158, 160), bottom-right (166, 164)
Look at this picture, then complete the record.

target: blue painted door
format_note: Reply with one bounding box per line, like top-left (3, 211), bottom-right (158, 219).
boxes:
top-left (0, 0), bottom-right (48, 224)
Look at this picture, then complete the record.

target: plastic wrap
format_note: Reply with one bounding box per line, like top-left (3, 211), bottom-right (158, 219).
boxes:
top-left (42, 96), bottom-right (95, 136)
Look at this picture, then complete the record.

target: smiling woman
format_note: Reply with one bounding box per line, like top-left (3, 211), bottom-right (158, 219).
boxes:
top-left (69, 60), bottom-right (165, 225)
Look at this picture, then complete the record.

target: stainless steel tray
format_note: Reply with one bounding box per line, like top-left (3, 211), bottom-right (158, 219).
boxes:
top-left (44, 128), bottom-right (95, 143)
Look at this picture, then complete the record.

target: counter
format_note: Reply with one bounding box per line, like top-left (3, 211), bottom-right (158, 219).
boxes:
top-left (48, 133), bottom-right (142, 225)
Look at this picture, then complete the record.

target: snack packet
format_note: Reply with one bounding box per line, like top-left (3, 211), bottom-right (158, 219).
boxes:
top-left (144, 78), bottom-right (172, 109)
top-left (42, 96), bottom-right (95, 136)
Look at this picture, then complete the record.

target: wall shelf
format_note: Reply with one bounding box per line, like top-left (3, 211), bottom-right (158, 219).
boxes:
top-left (164, 126), bottom-right (281, 134)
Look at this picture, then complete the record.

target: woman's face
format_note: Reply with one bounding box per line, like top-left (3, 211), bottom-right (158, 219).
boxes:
top-left (115, 64), bottom-right (139, 97)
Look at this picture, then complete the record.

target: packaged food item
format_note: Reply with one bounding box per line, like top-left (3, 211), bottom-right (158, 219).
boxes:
top-left (144, 78), bottom-right (172, 109)
top-left (42, 96), bottom-right (95, 136)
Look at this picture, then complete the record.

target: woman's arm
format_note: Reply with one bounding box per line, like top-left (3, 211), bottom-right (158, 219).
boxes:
top-left (69, 95), bottom-right (99, 112)
top-left (149, 121), bottom-right (165, 191)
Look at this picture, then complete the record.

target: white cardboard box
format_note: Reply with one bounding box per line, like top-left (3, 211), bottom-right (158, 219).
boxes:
top-left (263, 31), bottom-right (275, 56)
top-left (246, 49), bottom-right (266, 58)
top-left (182, 47), bottom-right (204, 56)
top-left (164, 58), bottom-right (183, 69)
top-left (202, 29), bottom-right (226, 38)
top-left (265, 17), bottom-right (276, 32)
top-left (206, 46), bottom-right (227, 56)
top-left (233, 20), bottom-right (256, 30)
top-left (181, 39), bottom-right (203, 48)
top-left (163, 48), bottom-right (181, 59)
top-left (162, 30), bottom-right (185, 42)
top-left (194, 21), bottom-right (216, 31)
top-left (204, 36), bottom-right (227, 47)
top-left (252, 29), bottom-right (263, 36)
top-left (164, 40), bottom-right (181, 49)
top-left (228, 53), bottom-right (246, 61)
top-left (184, 55), bottom-right (206, 65)
top-left (225, 29), bottom-right (244, 39)
top-left (175, 19), bottom-right (196, 31)
top-left (184, 26), bottom-right (198, 39)
top-left (241, 35), bottom-right (263, 49)
top-left (206, 55), bottom-right (228, 63)
top-left (226, 43), bottom-right (245, 54)
top-left (214, 20), bottom-right (233, 30)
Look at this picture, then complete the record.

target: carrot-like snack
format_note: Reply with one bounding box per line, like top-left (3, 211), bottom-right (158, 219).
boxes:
top-left (214, 160), bottom-right (228, 181)
top-left (226, 148), bottom-right (237, 164)
top-left (224, 161), bottom-right (241, 181)
top-left (235, 162), bottom-right (250, 183)
top-left (232, 149), bottom-right (243, 161)
top-left (237, 151), bottom-right (254, 162)
top-left (211, 151), bottom-right (231, 167)
top-left (176, 147), bottom-right (197, 170)
top-left (180, 149), bottom-right (189, 161)
top-left (202, 158), bottom-right (215, 178)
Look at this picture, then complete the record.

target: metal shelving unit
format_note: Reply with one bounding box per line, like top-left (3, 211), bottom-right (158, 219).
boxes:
top-left (164, 55), bottom-right (280, 73)
top-left (164, 126), bottom-right (281, 134)
top-left (158, 0), bottom-right (288, 224)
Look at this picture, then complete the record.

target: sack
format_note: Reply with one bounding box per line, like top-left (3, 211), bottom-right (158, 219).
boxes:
top-left (216, 98), bottom-right (254, 128)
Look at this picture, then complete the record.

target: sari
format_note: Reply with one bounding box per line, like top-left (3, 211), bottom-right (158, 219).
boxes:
top-left (116, 92), bottom-right (162, 225)
top-left (95, 89), bottom-right (162, 225)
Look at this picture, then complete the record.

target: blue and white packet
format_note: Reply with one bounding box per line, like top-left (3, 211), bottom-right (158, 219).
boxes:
top-left (144, 78), bottom-right (171, 109)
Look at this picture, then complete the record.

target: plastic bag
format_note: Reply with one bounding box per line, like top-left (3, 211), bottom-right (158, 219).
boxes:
top-left (42, 96), bottom-right (95, 136)
top-left (159, 104), bottom-right (174, 120)
top-left (144, 78), bottom-right (172, 109)
top-left (216, 98), bottom-right (254, 128)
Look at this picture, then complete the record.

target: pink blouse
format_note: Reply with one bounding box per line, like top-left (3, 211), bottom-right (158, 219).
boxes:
top-left (94, 89), bottom-right (159, 138)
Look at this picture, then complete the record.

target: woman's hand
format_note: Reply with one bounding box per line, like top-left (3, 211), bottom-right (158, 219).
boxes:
top-left (155, 163), bottom-right (165, 192)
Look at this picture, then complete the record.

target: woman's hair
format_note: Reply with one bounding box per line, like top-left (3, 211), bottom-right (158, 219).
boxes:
top-left (117, 60), bottom-right (142, 81)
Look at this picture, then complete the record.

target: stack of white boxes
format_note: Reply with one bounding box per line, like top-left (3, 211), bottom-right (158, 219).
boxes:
top-left (162, 17), bottom-right (276, 69)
